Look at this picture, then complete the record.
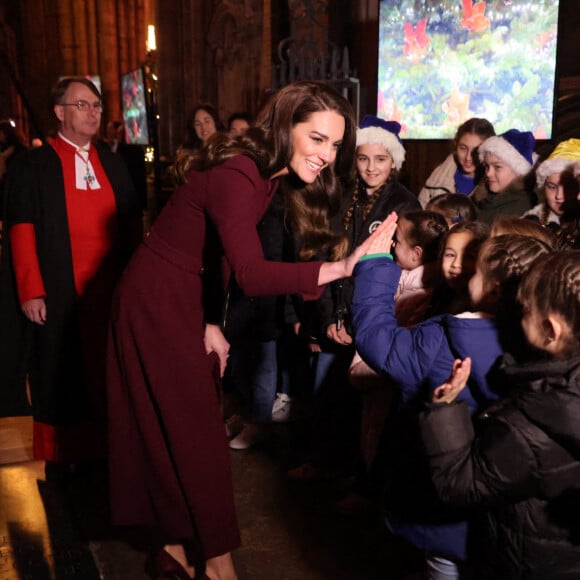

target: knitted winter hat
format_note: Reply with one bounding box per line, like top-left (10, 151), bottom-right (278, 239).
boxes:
top-left (536, 138), bottom-right (580, 187)
top-left (478, 129), bottom-right (535, 176)
top-left (356, 115), bottom-right (406, 170)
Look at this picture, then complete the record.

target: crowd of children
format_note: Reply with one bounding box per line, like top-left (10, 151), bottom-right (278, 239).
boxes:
top-left (220, 114), bottom-right (580, 579)
top-left (419, 250), bottom-right (580, 579)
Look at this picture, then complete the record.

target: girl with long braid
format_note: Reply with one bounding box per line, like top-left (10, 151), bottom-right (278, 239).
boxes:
top-left (288, 116), bottom-right (420, 482)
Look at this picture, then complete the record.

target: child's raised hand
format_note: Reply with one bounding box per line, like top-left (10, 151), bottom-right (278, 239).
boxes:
top-left (432, 357), bottom-right (471, 404)
top-left (363, 211), bottom-right (398, 256)
top-left (343, 212), bottom-right (398, 275)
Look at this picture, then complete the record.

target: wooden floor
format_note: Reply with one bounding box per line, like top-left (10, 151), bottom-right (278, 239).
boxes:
top-left (0, 416), bottom-right (423, 579)
top-left (0, 417), bottom-right (33, 466)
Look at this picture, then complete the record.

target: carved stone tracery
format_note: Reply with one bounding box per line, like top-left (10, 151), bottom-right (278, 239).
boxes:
top-left (206, 0), bottom-right (263, 120)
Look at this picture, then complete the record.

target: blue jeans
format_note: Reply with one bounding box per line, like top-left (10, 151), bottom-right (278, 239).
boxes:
top-left (228, 339), bottom-right (278, 421)
top-left (311, 351), bottom-right (336, 394)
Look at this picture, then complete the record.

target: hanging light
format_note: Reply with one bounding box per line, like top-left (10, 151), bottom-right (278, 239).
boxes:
top-left (146, 25), bottom-right (157, 53)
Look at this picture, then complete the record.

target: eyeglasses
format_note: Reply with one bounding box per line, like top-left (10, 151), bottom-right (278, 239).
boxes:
top-left (59, 100), bottom-right (103, 112)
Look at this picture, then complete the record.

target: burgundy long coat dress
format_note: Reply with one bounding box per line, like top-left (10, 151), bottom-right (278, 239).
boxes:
top-left (107, 155), bottom-right (323, 559)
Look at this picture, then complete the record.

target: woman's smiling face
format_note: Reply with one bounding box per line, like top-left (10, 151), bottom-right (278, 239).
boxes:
top-left (288, 110), bottom-right (345, 184)
top-left (194, 109), bottom-right (217, 143)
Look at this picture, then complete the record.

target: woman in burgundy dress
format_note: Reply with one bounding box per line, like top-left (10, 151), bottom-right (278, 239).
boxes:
top-left (107, 81), bottom-right (390, 580)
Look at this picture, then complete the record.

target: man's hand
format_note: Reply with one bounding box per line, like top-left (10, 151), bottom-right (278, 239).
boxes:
top-left (22, 297), bottom-right (47, 325)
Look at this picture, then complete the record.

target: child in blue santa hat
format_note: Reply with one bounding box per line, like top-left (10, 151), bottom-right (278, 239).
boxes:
top-left (471, 128), bottom-right (537, 223)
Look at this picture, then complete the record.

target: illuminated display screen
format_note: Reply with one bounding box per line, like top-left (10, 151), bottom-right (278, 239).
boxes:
top-left (377, 1), bottom-right (559, 139)
top-left (121, 68), bottom-right (150, 145)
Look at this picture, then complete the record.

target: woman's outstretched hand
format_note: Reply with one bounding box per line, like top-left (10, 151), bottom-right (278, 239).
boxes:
top-left (432, 357), bottom-right (472, 404)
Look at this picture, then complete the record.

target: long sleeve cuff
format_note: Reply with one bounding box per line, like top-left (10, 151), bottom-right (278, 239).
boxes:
top-left (9, 223), bottom-right (46, 304)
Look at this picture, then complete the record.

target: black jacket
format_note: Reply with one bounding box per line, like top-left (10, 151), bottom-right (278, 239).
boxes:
top-left (222, 189), bottom-right (287, 342)
top-left (420, 356), bottom-right (580, 579)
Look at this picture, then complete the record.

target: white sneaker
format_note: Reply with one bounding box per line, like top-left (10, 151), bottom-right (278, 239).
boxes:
top-left (271, 393), bottom-right (292, 422)
top-left (229, 424), bottom-right (265, 450)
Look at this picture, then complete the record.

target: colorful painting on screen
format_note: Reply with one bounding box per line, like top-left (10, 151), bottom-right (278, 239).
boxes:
top-left (378, 1), bottom-right (559, 139)
top-left (121, 68), bottom-right (150, 146)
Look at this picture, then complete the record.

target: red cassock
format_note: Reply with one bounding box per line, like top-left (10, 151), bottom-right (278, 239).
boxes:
top-left (1, 135), bottom-right (139, 461)
top-left (107, 156), bottom-right (323, 558)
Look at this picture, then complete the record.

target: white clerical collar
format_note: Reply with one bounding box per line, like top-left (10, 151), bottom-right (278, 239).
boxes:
top-left (58, 133), bottom-right (101, 190)
top-left (58, 132), bottom-right (92, 151)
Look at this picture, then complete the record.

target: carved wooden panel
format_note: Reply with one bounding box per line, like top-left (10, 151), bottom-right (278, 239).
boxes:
top-left (207, 1), bottom-right (263, 121)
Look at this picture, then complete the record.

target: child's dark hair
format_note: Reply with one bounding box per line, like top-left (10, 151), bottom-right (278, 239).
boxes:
top-left (440, 220), bottom-right (490, 261)
top-left (454, 117), bottom-right (495, 144)
top-left (491, 216), bottom-right (560, 250)
top-left (400, 210), bottom-right (449, 263)
top-left (519, 250), bottom-right (580, 355)
top-left (426, 193), bottom-right (478, 225)
top-left (479, 234), bottom-right (553, 290)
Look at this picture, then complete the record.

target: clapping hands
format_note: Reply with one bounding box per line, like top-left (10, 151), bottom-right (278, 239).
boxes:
top-left (432, 357), bottom-right (472, 404)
